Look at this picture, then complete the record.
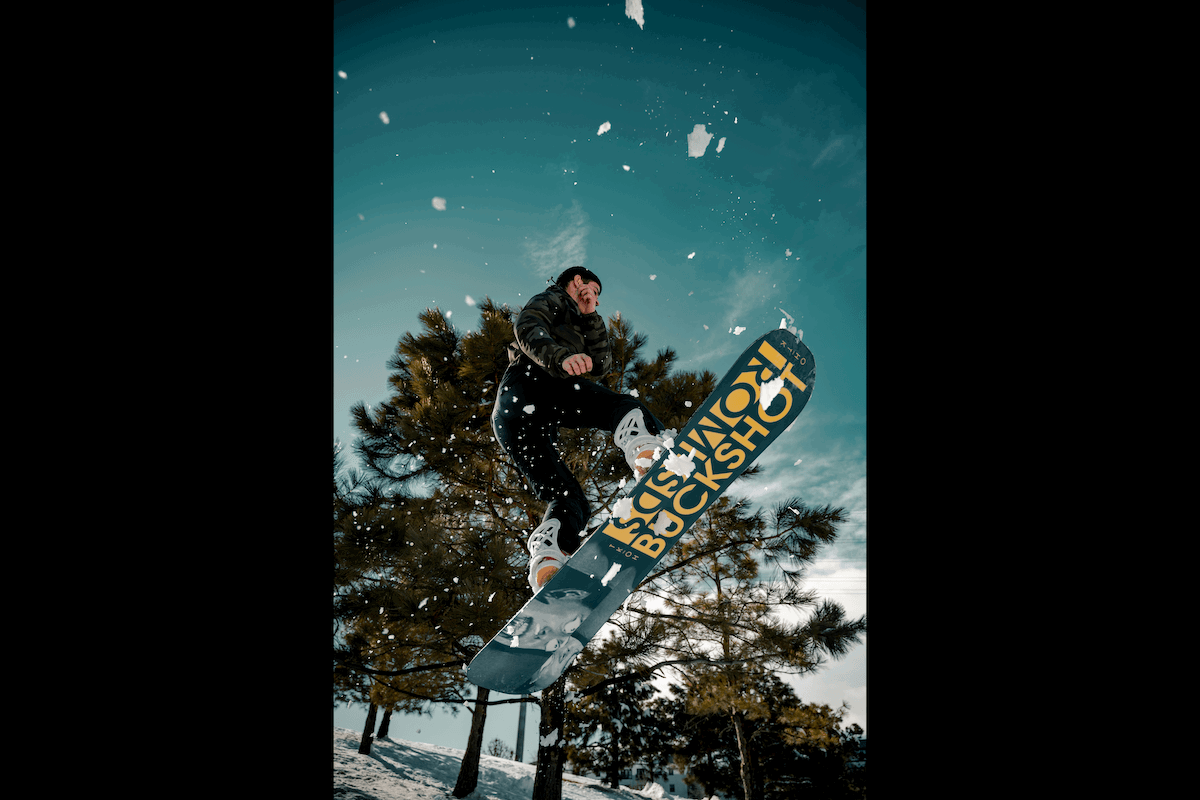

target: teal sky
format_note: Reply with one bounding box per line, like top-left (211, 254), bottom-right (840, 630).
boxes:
top-left (333, 0), bottom-right (866, 752)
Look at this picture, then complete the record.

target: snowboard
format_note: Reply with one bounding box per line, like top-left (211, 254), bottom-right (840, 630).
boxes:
top-left (465, 326), bottom-right (815, 694)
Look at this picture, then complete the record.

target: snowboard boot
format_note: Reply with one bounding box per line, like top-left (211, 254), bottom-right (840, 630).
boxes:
top-left (527, 518), bottom-right (577, 593)
top-left (613, 408), bottom-right (676, 480)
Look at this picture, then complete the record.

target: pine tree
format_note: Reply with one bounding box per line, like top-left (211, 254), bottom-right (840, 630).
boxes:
top-left (333, 445), bottom-right (484, 716)
top-left (648, 498), bottom-right (867, 800)
top-left (336, 301), bottom-right (675, 795)
top-left (340, 301), bottom-right (692, 800)
top-left (334, 298), bottom-right (863, 798)
top-left (487, 738), bottom-right (515, 759)
top-left (564, 639), bottom-right (661, 788)
top-left (661, 671), bottom-right (864, 800)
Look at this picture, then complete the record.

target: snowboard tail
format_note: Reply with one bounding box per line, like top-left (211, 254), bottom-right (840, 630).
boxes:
top-left (465, 328), bottom-right (815, 694)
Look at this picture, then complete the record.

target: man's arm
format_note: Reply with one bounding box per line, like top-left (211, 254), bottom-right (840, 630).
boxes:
top-left (513, 291), bottom-right (575, 379)
top-left (579, 312), bottom-right (612, 376)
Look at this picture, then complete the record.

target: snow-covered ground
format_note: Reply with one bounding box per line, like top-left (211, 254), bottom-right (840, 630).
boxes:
top-left (333, 726), bottom-right (707, 800)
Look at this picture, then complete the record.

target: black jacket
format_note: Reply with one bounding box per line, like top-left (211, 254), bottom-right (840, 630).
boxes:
top-left (507, 284), bottom-right (613, 380)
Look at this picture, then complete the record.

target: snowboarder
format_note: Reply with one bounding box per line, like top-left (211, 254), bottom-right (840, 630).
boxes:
top-left (492, 266), bottom-right (673, 593)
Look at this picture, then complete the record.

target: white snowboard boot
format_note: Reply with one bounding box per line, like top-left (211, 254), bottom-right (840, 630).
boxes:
top-left (527, 518), bottom-right (570, 593)
top-left (613, 409), bottom-right (675, 479)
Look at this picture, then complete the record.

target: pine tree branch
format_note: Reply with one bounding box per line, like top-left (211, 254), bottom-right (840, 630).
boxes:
top-left (367, 674), bottom-right (539, 708)
top-left (334, 652), bottom-right (465, 677)
top-left (572, 653), bottom-right (785, 699)
top-left (641, 537), bottom-right (763, 584)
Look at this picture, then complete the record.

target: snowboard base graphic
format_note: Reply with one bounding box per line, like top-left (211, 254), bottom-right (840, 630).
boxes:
top-left (466, 327), bottom-right (815, 694)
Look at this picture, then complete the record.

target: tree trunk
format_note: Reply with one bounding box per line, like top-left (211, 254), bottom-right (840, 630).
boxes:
top-left (606, 717), bottom-right (621, 789)
top-left (358, 703), bottom-right (378, 755)
top-left (731, 710), bottom-right (759, 800)
top-left (516, 694), bottom-right (529, 762)
top-left (453, 686), bottom-right (490, 798)
top-left (533, 673), bottom-right (567, 800)
top-left (376, 707), bottom-right (393, 740)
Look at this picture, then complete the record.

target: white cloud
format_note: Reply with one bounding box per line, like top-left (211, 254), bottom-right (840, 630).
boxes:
top-left (812, 135), bottom-right (846, 168)
top-left (523, 200), bottom-right (591, 279)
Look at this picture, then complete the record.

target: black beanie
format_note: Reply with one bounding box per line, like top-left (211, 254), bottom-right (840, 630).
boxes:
top-left (555, 266), bottom-right (602, 294)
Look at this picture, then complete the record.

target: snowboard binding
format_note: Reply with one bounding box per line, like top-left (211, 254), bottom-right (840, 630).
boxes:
top-left (527, 518), bottom-right (571, 592)
top-left (614, 409), bottom-right (676, 479)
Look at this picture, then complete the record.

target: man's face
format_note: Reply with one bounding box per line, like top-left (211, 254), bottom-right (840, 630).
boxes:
top-left (568, 276), bottom-right (601, 314)
top-left (497, 588), bottom-right (590, 652)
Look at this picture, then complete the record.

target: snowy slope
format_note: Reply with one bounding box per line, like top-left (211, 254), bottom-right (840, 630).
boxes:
top-left (333, 726), bottom-right (700, 800)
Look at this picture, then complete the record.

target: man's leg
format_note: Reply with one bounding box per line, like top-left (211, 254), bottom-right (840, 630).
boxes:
top-left (491, 372), bottom-right (589, 552)
top-left (552, 378), bottom-right (671, 477)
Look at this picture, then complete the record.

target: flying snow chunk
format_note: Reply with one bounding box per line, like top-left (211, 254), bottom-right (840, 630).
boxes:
top-left (717, 137), bottom-right (727, 153)
top-left (653, 510), bottom-right (671, 537)
top-left (623, 165), bottom-right (631, 171)
top-left (687, 252), bottom-right (696, 259)
top-left (612, 496), bottom-right (633, 519)
top-left (625, 0), bottom-right (645, 29)
top-left (465, 295), bottom-right (476, 306)
top-left (358, 213), bottom-right (365, 220)
top-left (732, 326), bottom-right (747, 335)
top-left (338, 70), bottom-right (347, 79)
top-left (567, 17), bottom-right (576, 28)
top-left (601, 562), bottom-right (622, 587)
top-left (760, 376), bottom-right (785, 410)
top-left (649, 274), bottom-right (656, 280)
top-left (523, 404), bottom-right (536, 414)
top-left (687, 124), bottom-right (714, 157)
top-left (629, 388), bottom-right (639, 398)
top-left (541, 730), bottom-right (559, 748)
top-left (786, 249), bottom-right (793, 257)
top-left (379, 111), bottom-right (390, 124)
top-left (663, 449), bottom-right (696, 478)
top-left (598, 121), bottom-right (612, 136)
top-left (432, 196), bottom-right (447, 211)
top-left (793, 458), bottom-right (804, 466)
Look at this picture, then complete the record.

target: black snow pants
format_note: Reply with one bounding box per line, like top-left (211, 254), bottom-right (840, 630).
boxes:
top-left (491, 358), bottom-right (664, 552)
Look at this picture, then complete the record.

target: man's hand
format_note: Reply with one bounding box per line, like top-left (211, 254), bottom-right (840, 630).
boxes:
top-left (562, 353), bottom-right (593, 376)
